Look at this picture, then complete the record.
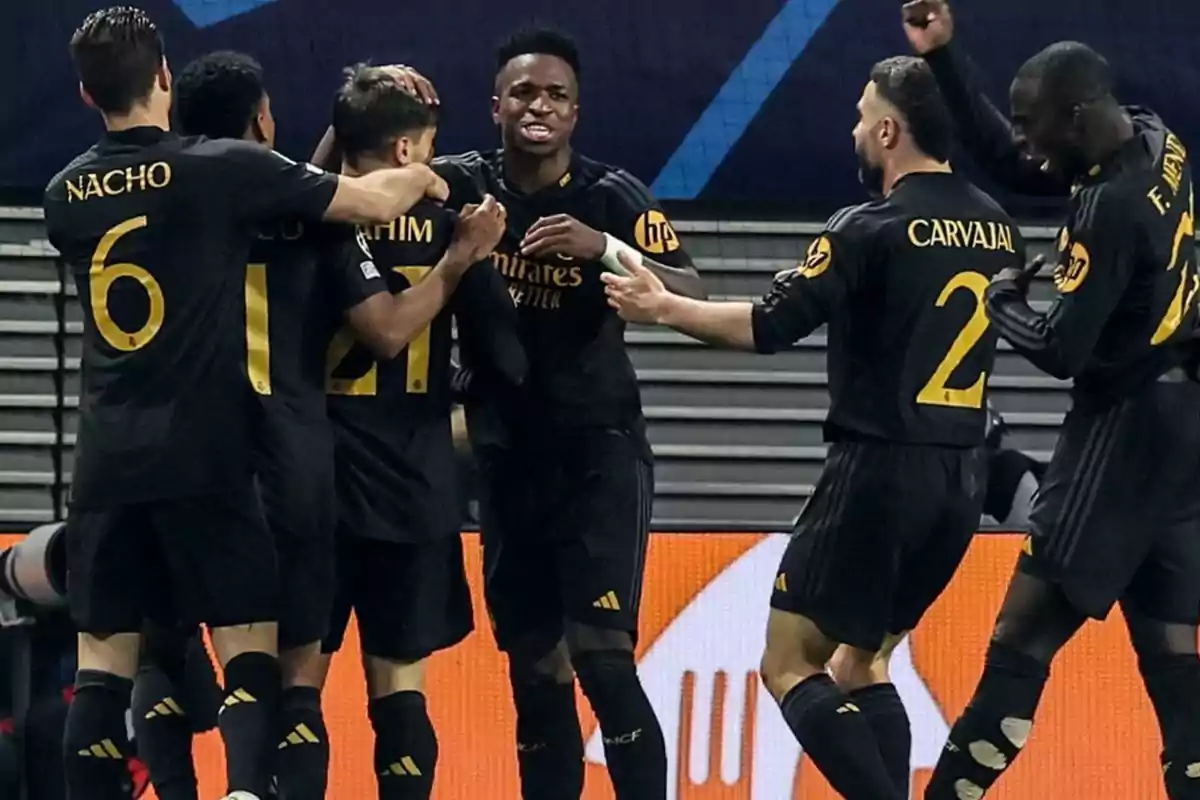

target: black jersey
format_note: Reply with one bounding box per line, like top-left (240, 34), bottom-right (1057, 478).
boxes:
top-left (753, 172), bottom-right (1025, 446)
top-left (328, 200), bottom-right (521, 543)
top-left (42, 128), bottom-right (338, 507)
top-left (923, 47), bottom-right (1199, 403)
top-left (246, 220), bottom-right (386, 421)
top-left (434, 150), bottom-right (694, 433)
top-left (985, 112), bottom-right (1197, 407)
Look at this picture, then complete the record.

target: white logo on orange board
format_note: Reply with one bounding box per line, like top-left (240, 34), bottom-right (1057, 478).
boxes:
top-left (583, 535), bottom-right (950, 799)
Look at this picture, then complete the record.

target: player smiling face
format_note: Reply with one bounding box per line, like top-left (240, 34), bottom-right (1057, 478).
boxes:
top-left (1008, 75), bottom-right (1085, 181)
top-left (493, 52), bottom-right (579, 157)
top-left (1008, 42), bottom-right (1116, 183)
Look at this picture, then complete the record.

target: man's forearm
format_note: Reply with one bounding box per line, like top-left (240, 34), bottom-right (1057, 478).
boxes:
top-left (326, 167), bottom-right (429, 224)
top-left (353, 252), bottom-right (468, 359)
top-left (656, 296), bottom-right (756, 350)
top-left (386, 253), bottom-right (468, 346)
top-left (924, 46), bottom-right (1069, 197)
top-left (985, 281), bottom-right (1072, 378)
top-left (644, 258), bottom-right (707, 299)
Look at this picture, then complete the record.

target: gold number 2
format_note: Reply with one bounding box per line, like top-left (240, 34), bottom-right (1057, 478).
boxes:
top-left (326, 266), bottom-right (434, 396)
top-left (916, 270), bottom-right (991, 410)
top-left (1151, 188), bottom-right (1197, 345)
top-left (89, 216), bottom-right (165, 351)
top-left (326, 324), bottom-right (375, 396)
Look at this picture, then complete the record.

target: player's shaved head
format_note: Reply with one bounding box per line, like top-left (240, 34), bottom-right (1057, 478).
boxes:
top-left (1016, 41), bottom-right (1113, 114)
top-left (1008, 41), bottom-right (1122, 181)
top-left (70, 6), bottom-right (166, 114)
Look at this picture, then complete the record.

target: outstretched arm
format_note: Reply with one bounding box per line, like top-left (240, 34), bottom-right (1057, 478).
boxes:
top-left (902, 0), bottom-right (1070, 196)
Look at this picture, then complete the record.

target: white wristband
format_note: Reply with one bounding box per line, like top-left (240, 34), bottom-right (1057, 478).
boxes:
top-left (600, 233), bottom-right (643, 276)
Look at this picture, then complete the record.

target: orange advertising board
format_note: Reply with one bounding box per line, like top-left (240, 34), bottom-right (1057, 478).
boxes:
top-left (109, 532), bottom-right (1163, 799)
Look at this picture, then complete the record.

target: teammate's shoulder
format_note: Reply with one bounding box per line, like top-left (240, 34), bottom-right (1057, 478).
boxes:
top-left (1073, 178), bottom-right (1138, 231)
top-left (589, 160), bottom-right (657, 207)
top-left (1128, 106), bottom-right (1168, 140)
top-left (822, 201), bottom-right (888, 237)
top-left (177, 134), bottom-right (243, 157)
top-left (44, 146), bottom-right (101, 197)
top-left (410, 196), bottom-right (457, 224)
top-left (433, 150), bottom-right (493, 177)
top-left (961, 179), bottom-right (1018, 224)
top-left (314, 218), bottom-right (376, 260)
top-left (1083, 107), bottom-right (1176, 214)
top-left (182, 136), bottom-right (319, 171)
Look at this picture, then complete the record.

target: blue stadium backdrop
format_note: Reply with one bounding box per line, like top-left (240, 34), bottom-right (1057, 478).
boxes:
top-left (3, 0), bottom-right (1197, 216)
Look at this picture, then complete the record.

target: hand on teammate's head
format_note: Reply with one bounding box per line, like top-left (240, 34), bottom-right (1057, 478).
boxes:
top-left (377, 64), bottom-right (439, 105)
top-left (901, 0), bottom-right (954, 54)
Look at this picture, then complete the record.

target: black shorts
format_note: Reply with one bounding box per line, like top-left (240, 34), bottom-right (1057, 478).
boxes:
top-left (66, 490), bottom-right (277, 635)
top-left (1021, 379), bottom-right (1200, 623)
top-left (321, 534), bottom-right (473, 662)
top-left (256, 414), bottom-right (336, 650)
top-left (771, 440), bottom-right (984, 652)
top-left (479, 428), bottom-right (654, 654)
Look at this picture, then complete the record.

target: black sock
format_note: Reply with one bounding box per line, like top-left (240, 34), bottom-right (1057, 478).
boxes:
top-left (131, 667), bottom-right (198, 800)
top-left (25, 696), bottom-right (70, 800)
top-left (778, 673), bottom-right (900, 800)
top-left (275, 686), bottom-right (330, 800)
top-left (63, 670), bottom-right (135, 800)
top-left (1139, 654), bottom-right (1200, 799)
top-left (573, 649), bottom-right (666, 800)
top-left (925, 642), bottom-right (1048, 800)
top-left (370, 690), bottom-right (438, 800)
top-left (848, 683), bottom-right (911, 796)
top-left (218, 651), bottom-right (282, 797)
top-left (511, 679), bottom-right (584, 800)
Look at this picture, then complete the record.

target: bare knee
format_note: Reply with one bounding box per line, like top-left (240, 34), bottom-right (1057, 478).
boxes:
top-left (279, 643), bottom-right (332, 691)
top-left (209, 621), bottom-right (278, 668)
top-left (78, 632), bottom-right (141, 679)
top-left (364, 655), bottom-right (427, 699)
top-left (828, 646), bottom-right (882, 691)
top-left (759, 610), bottom-right (837, 702)
top-left (828, 632), bottom-right (906, 691)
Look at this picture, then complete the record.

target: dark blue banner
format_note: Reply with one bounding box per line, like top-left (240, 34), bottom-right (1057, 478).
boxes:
top-left (4, 0), bottom-right (1198, 215)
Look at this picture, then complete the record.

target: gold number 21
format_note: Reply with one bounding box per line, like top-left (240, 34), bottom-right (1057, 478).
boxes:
top-left (916, 270), bottom-right (991, 410)
top-left (326, 266), bottom-right (433, 396)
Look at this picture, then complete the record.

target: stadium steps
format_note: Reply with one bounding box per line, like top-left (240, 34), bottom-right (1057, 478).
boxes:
top-left (0, 208), bottom-right (1096, 529)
